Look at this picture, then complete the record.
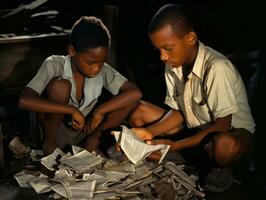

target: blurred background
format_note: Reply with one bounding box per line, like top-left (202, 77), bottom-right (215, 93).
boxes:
top-left (0, 0), bottom-right (265, 199)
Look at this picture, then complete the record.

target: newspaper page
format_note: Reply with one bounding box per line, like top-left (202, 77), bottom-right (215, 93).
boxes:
top-left (30, 179), bottom-right (52, 194)
top-left (41, 148), bottom-right (65, 171)
top-left (113, 125), bottom-right (170, 164)
top-left (14, 171), bottom-right (37, 188)
top-left (59, 150), bottom-right (103, 171)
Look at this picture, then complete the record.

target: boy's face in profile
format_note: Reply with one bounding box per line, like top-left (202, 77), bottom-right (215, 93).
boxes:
top-left (68, 46), bottom-right (108, 78)
top-left (149, 24), bottom-right (194, 68)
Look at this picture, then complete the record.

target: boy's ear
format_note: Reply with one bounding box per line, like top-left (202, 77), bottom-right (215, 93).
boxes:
top-left (187, 31), bottom-right (197, 45)
top-left (68, 45), bottom-right (76, 56)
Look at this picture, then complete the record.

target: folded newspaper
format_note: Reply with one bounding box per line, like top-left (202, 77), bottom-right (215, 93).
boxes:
top-left (113, 125), bottom-right (170, 164)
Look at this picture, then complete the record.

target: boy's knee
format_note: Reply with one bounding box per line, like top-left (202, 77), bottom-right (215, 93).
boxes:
top-left (213, 132), bottom-right (243, 166)
top-left (128, 102), bottom-right (146, 127)
top-left (46, 77), bottom-right (71, 102)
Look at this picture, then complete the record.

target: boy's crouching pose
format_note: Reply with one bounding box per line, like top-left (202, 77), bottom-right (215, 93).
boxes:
top-left (18, 16), bottom-right (142, 155)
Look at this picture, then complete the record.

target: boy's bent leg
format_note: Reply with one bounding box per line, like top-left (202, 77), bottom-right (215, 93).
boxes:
top-left (201, 129), bottom-right (253, 192)
top-left (41, 78), bottom-right (71, 155)
top-left (128, 100), bottom-right (166, 127)
top-left (207, 129), bottom-right (253, 167)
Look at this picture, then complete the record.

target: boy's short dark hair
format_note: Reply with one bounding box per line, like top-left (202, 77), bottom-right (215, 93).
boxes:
top-left (148, 4), bottom-right (194, 37)
top-left (69, 16), bottom-right (111, 52)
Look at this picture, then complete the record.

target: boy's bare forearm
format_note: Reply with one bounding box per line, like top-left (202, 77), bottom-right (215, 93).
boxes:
top-left (147, 109), bottom-right (184, 136)
top-left (172, 115), bottom-right (232, 151)
top-left (18, 87), bottom-right (77, 115)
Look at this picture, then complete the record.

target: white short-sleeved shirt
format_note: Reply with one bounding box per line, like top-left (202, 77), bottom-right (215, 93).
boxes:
top-left (27, 55), bottom-right (128, 116)
top-left (165, 42), bottom-right (255, 133)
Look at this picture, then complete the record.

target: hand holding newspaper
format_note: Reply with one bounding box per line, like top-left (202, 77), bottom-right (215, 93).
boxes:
top-left (113, 125), bottom-right (170, 164)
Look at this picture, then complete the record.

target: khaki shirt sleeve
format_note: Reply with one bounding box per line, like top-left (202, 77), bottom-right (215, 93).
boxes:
top-left (205, 60), bottom-right (239, 120)
top-left (102, 63), bottom-right (128, 95)
top-left (26, 56), bottom-right (59, 95)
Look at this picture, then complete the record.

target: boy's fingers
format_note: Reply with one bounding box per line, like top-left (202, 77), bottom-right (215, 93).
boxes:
top-left (84, 126), bottom-right (91, 134)
top-left (89, 122), bottom-right (97, 133)
top-left (147, 151), bottom-right (161, 161)
top-left (147, 140), bottom-right (167, 145)
top-left (115, 143), bottom-right (121, 152)
top-left (72, 121), bottom-right (83, 130)
top-left (146, 140), bottom-right (159, 145)
top-left (146, 140), bottom-right (152, 145)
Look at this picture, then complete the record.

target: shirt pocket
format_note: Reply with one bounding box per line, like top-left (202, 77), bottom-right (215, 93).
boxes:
top-left (191, 97), bottom-right (211, 123)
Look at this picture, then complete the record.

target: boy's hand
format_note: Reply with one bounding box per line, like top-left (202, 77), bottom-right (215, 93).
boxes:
top-left (71, 110), bottom-right (85, 131)
top-left (131, 128), bottom-right (154, 141)
top-left (147, 139), bottom-right (176, 151)
top-left (88, 109), bottom-right (104, 133)
top-left (147, 150), bottom-right (162, 161)
top-left (145, 139), bottom-right (176, 161)
top-left (83, 123), bottom-right (91, 135)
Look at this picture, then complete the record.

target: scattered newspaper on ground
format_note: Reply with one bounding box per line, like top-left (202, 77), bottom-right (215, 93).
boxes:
top-left (14, 125), bottom-right (205, 200)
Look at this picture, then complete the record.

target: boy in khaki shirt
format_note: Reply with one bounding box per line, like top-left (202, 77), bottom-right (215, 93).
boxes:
top-left (129, 4), bottom-right (255, 192)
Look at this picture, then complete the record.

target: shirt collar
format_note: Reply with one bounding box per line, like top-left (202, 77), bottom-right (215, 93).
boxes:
top-left (191, 41), bottom-right (206, 80)
top-left (167, 41), bottom-right (206, 80)
top-left (63, 55), bottom-right (73, 80)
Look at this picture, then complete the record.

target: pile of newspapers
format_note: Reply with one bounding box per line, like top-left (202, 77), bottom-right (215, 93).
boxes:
top-left (14, 126), bottom-right (205, 200)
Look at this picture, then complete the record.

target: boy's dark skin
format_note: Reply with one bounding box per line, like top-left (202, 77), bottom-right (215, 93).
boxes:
top-left (129, 24), bottom-right (250, 167)
top-left (18, 45), bottom-right (142, 155)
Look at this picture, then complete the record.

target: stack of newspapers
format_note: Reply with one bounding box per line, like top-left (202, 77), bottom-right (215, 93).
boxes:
top-left (14, 126), bottom-right (205, 200)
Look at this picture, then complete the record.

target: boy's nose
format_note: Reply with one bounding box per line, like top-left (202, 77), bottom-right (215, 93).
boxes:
top-left (92, 64), bottom-right (102, 74)
top-left (160, 52), bottom-right (169, 62)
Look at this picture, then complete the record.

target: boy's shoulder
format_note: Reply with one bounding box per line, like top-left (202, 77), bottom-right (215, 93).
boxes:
top-left (44, 55), bottom-right (67, 64)
top-left (102, 62), bottom-right (111, 68)
top-left (204, 46), bottom-right (234, 71)
top-left (100, 62), bottom-right (116, 73)
top-left (205, 46), bottom-right (227, 63)
top-left (203, 48), bottom-right (239, 82)
top-left (41, 55), bottom-right (68, 72)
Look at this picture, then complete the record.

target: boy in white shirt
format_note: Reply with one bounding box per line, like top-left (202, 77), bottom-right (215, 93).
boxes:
top-left (18, 16), bottom-right (142, 155)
